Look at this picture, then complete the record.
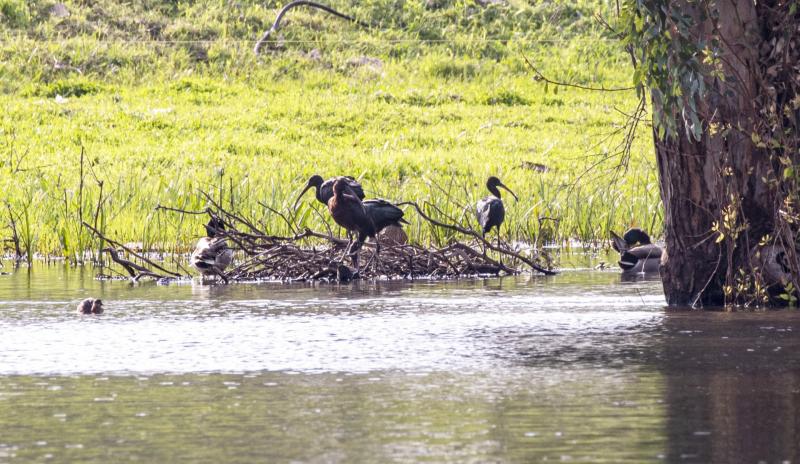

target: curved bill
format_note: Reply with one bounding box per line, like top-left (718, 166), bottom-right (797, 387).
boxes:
top-left (293, 182), bottom-right (314, 210)
top-left (499, 182), bottom-right (518, 201)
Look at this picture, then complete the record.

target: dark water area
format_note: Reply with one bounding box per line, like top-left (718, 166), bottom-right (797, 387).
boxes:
top-left (0, 262), bottom-right (798, 463)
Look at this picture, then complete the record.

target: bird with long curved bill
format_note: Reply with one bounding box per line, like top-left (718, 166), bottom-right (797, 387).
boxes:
top-left (327, 179), bottom-right (379, 273)
top-left (476, 176), bottom-right (518, 249)
top-left (190, 218), bottom-right (233, 284)
top-left (294, 174), bottom-right (364, 208)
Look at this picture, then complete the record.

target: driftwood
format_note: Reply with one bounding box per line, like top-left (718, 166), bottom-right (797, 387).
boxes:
top-left (254, 1), bottom-right (370, 55)
top-left (81, 221), bottom-right (181, 281)
top-left (84, 192), bottom-right (557, 283)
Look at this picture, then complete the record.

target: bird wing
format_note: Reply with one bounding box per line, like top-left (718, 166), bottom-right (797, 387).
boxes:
top-left (610, 230), bottom-right (628, 253)
top-left (321, 176), bottom-right (364, 203)
top-left (476, 196), bottom-right (504, 233)
top-left (342, 177), bottom-right (365, 200)
top-left (364, 199), bottom-right (405, 231)
top-left (319, 179), bottom-right (335, 204)
top-left (619, 244), bottom-right (662, 270)
top-left (191, 238), bottom-right (231, 270)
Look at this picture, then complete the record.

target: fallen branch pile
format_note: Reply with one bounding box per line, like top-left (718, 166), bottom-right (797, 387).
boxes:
top-left (84, 193), bottom-right (557, 282)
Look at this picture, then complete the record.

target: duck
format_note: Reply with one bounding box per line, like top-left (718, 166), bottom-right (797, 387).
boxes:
top-left (295, 174), bottom-right (364, 207)
top-left (190, 218), bottom-right (233, 284)
top-left (76, 298), bottom-right (104, 315)
top-left (610, 228), bottom-right (662, 274)
top-left (476, 176), bottom-right (518, 242)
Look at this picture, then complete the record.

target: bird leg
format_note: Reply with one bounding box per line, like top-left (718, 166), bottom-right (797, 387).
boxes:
top-left (496, 230), bottom-right (502, 266)
top-left (340, 235), bottom-right (354, 263)
top-left (363, 240), bottom-right (381, 273)
top-left (350, 234), bottom-right (369, 273)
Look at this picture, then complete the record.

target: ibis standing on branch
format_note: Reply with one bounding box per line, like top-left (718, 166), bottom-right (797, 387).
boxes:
top-left (327, 179), bottom-right (379, 270)
top-left (295, 175), bottom-right (364, 207)
top-left (296, 174), bottom-right (409, 245)
top-left (476, 176), bottom-right (518, 246)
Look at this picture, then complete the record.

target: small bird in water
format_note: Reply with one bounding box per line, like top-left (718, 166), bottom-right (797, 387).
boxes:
top-left (191, 218), bottom-right (233, 284)
top-left (610, 228), bottom-right (662, 274)
top-left (76, 298), bottom-right (104, 315)
top-left (327, 179), bottom-right (379, 271)
top-left (295, 174), bottom-right (364, 207)
top-left (476, 176), bottom-right (518, 245)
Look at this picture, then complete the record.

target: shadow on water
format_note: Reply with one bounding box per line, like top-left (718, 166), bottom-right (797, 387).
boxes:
top-left (0, 262), bottom-right (799, 462)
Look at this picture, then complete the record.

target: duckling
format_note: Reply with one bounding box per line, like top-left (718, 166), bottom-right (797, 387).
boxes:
top-left (191, 218), bottom-right (233, 284)
top-left (610, 228), bottom-right (663, 274)
top-left (76, 298), bottom-right (104, 315)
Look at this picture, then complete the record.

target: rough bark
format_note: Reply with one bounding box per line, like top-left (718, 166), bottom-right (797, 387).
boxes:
top-left (654, 0), bottom-right (799, 306)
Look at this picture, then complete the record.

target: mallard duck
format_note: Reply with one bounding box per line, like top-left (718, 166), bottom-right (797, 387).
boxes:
top-left (476, 176), bottom-right (518, 239)
top-left (191, 218), bottom-right (233, 284)
top-left (76, 298), bottom-right (104, 314)
top-left (611, 228), bottom-right (662, 273)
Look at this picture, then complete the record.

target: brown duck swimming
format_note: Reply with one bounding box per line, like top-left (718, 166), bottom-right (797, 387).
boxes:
top-left (76, 298), bottom-right (104, 315)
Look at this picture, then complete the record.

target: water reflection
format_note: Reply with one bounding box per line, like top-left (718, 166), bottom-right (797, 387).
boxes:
top-left (0, 263), bottom-right (798, 462)
top-left (661, 312), bottom-right (800, 463)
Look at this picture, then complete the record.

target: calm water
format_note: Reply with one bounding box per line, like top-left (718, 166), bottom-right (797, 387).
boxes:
top-left (0, 262), bottom-right (799, 463)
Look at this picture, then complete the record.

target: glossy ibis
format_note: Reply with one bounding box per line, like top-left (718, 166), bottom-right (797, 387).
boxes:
top-left (364, 198), bottom-right (408, 245)
top-left (476, 176), bottom-right (518, 244)
top-left (610, 228), bottom-right (662, 274)
top-left (295, 174), bottom-right (364, 207)
top-left (191, 218), bottom-right (234, 283)
top-left (76, 298), bottom-right (104, 315)
top-left (327, 179), bottom-right (379, 270)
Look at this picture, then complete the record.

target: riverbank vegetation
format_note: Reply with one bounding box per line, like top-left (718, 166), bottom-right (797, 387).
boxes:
top-left (0, 0), bottom-right (659, 261)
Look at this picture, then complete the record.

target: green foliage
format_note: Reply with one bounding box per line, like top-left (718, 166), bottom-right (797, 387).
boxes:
top-left (0, 0), bottom-right (661, 259)
top-left (619, 0), bottom-right (709, 141)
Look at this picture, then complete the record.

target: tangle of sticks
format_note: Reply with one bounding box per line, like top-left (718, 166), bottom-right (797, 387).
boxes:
top-left (84, 191), bottom-right (557, 282)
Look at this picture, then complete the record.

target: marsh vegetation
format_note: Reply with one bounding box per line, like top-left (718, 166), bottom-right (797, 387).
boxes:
top-left (1, 1), bottom-right (658, 264)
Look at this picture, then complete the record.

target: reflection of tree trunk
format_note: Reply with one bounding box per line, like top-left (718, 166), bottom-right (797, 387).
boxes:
top-left (652, 1), bottom-right (798, 306)
top-left (662, 313), bottom-right (800, 462)
top-left (666, 371), bottom-right (800, 462)
top-left (707, 373), bottom-right (800, 463)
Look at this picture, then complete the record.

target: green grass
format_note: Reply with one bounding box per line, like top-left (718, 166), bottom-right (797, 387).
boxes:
top-left (0, 0), bottom-right (661, 261)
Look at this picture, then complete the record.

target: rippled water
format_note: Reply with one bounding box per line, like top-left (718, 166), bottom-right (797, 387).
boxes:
top-left (1, 262), bottom-right (799, 462)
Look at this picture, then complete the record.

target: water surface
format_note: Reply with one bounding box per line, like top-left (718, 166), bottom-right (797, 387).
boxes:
top-left (0, 263), bottom-right (798, 462)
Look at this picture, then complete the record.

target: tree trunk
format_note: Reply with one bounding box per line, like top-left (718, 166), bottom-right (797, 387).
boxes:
top-left (651, 0), bottom-right (799, 306)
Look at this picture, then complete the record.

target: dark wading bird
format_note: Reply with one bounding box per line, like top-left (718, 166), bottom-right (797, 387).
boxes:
top-left (295, 175), bottom-right (364, 207)
top-left (363, 198), bottom-right (409, 244)
top-left (295, 174), bottom-right (408, 245)
top-left (327, 179), bottom-right (379, 271)
top-left (191, 218), bottom-right (233, 284)
top-left (76, 298), bottom-right (104, 315)
top-left (610, 228), bottom-right (662, 274)
top-left (476, 176), bottom-right (518, 246)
